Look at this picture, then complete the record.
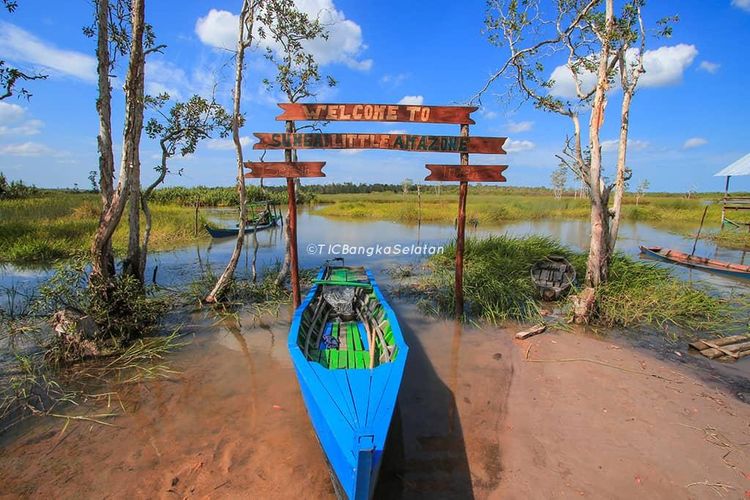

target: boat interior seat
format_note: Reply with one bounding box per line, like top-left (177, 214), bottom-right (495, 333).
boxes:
top-left (300, 280), bottom-right (398, 370)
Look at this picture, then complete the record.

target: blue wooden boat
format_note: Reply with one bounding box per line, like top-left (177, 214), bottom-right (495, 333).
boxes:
top-left (288, 264), bottom-right (408, 499)
top-left (204, 214), bottom-right (280, 238)
top-left (639, 245), bottom-right (750, 280)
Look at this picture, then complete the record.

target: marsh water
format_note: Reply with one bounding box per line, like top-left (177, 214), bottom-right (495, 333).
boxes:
top-left (1, 209), bottom-right (750, 497)
top-left (1, 207), bottom-right (748, 294)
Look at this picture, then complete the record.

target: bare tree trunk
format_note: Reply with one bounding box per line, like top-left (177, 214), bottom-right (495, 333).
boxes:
top-left (124, 149), bottom-right (142, 280)
top-left (139, 145), bottom-right (169, 279)
top-left (121, 0), bottom-right (146, 283)
top-left (205, 0), bottom-right (254, 303)
top-left (275, 120), bottom-right (296, 287)
top-left (91, 0), bottom-right (145, 285)
top-left (574, 0), bottom-right (614, 323)
top-left (607, 87), bottom-right (633, 252)
top-left (91, 0), bottom-right (116, 282)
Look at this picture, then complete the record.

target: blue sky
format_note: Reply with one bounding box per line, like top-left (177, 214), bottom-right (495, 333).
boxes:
top-left (1, 0), bottom-right (749, 192)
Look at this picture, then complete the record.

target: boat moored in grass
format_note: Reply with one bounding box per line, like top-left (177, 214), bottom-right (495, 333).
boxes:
top-left (639, 245), bottom-right (750, 280)
top-left (288, 263), bottom-right (408, 499)
top-left (204, 215), bottom-right (280, 238)
top-left (531, 255), bottom-right (576, 300)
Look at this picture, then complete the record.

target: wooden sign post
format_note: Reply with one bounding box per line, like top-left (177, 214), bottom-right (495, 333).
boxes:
top-left (247, 102), bottom-right (508, 317)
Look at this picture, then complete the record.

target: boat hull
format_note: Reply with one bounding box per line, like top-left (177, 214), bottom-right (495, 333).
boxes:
top-left (288, 267), bottom-right (408, 500)
top-left (205, 218), bottom-right (279, 238)
top-left (639, 245), bottom-right (750, 280)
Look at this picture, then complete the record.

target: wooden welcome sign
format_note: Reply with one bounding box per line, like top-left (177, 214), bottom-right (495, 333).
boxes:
top-left (276, 103), bottom-right (477, 124)
top-left (244, 161), bottom-right (326, 178)
top-left (425, 164), bottom-right (508, 182)
top-left (252, 132), bottom-right (507, 154)
top-left (248, 102), bottom-right (510, 315)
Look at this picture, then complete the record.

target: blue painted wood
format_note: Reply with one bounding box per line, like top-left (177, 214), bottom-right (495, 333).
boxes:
top-left (288, 266), bottom-right (409, 499)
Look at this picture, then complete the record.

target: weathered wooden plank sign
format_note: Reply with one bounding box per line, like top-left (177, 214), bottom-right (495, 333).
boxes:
top-left (253, 133), bottom-right (507, 154)
top-left (244, 161), bottom-right (326, 178)
top-left (276, 103), bottom-right (478, 125)
top-left (424, 164), bottom-right (508, 182)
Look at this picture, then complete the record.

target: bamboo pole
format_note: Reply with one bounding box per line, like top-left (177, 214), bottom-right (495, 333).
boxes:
top-left (691, 205), bottom-right (709, 257)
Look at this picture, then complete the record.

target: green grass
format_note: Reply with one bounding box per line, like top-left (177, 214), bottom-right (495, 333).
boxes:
top-left (313, 191), bottom-right (723, 228)
top-left (704, 229), bottom-right (750, 250)
top-left (0, 192), bottom-right (210, 265)
top-left (415, 235), bottom-right (732, 333)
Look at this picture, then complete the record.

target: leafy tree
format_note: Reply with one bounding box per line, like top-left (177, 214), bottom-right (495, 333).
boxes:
top-left (86, 0), bottom-right (163, 284)
top-left (551, 164), bottom-right (568, 199)
top-left (253, 0), bottom-right (336, 294)
top-left (88, 170), bottom-right (99, 192)
top-left (402, 178), bottom-right (414, 195)
top-left (477, 0), bottom-right (675, 321)
top-left (635, 178), bottom-right (649, 206)
top-left (142, 92), bottom-right (232, 278)
top-left (205, 0), bottom-right (260, 303)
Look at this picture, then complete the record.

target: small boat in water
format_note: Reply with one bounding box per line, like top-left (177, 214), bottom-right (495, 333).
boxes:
top-left (288, 263), bottom-right (408, 499)
top-left (531, 255), bottom-right (576, 300)
top-left (639, 245), bottom-right (750, 280)
top-left (204, 216), bottom-right (280, 238)
top-left (205, 200), bottom-right (281, 238)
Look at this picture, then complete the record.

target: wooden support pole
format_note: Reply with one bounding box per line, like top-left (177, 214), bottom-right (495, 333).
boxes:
top-left (691, 205), bottom-right (709, 257)
top-left (287, 177), bottom-right (300, 307)
top-left (455, 123), bottom-right (469, 318)
top-left (285, 119), bottom-right (301, 308)
top-left (721, 175), bottom-right (731, 230)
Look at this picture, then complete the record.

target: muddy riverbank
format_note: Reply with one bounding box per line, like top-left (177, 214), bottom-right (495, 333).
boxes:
top-left (1, 297), bottom-right (749, 499)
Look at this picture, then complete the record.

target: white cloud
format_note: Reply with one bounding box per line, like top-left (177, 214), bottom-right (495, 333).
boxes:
top-left (733, 0), bottom-right (750, 12)
top-left (478, 108), bottom-right (498, 120)
top-left (0, 102), bottom-right (25, 122)
top-left (195, 10), bottom-right (238, 50)
top-left (698, 60), bottom-right (720, 74)
top-left (339, 149), bottom-right (363, 155)
top-left (0, 119), bottom-right (43, 136)
top-left (398, 95), bottom-right (423, 105)
top-left (601, 138), bottom-right (649, 153)
top-left (550, 44), bottom-right (698, 98)
top-left (504, 138), bottom-right (535, 153)
top-left (145, 60), bottom-right (187, 99)
top-left (507, 120), bottom-right (533, 133)
top-left (206, 136), bottom-right (251, 150)
top-left (195, 1), bottom-right (372, 71)
top-left (387, 129), bottom-right (407, 135)
top-left (0, 141), bottom-right (54, 156)
top-left (380, 73), bottom-right (408, 87)
top-left (683, 137), bottom-right (708, 149)
top-left (639, 45), bottom-right (698, 87)
top-left (0, 21), bottom-right (96, 82)
top-left (0, 102), bottom-right (43, 136)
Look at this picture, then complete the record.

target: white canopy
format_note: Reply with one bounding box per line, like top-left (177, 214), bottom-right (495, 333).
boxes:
top-left (714, 153), bottom-right (750, 177)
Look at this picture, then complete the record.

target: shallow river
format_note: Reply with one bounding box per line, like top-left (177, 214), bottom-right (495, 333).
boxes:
top-left (1, 211), bottom-right (750, 497)
top-left (1, 208), bottom-right (747, 294)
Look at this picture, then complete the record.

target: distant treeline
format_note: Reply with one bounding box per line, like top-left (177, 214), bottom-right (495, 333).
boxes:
top-left (148, 185), bottom-right (317, 207)
top-left (0, 172), bottom-right (39, 200)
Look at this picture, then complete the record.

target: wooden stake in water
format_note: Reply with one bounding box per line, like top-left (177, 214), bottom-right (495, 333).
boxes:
top-left (691, 205), bottom-right (709, 257)
top-left (455, 123), bottom-right (469, 318)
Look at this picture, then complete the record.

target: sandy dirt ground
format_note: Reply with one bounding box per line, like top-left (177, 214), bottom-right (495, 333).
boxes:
top-left (0, 301), bottom-right (749, 499)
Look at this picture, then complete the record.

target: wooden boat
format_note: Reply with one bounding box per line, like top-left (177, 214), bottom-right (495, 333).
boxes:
top-left (204, 215), bottom-right (280, 238)
top-left (531, 255), bottom-right (576, 300)
top-left (288, 264), bottom-right (408, 499)
top-left (639, 246), bottom-right (750, 280)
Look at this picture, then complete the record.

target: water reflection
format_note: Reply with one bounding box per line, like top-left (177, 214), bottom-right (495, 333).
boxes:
top-left (2, 208), bottom-right (747, 293)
